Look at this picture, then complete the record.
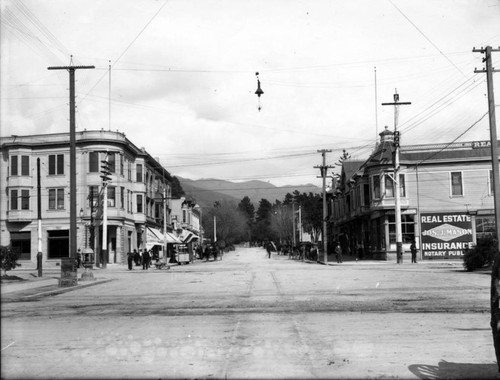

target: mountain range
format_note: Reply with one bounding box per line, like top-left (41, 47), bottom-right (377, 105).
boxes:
top-left (177, 177), bottom-right (321, 208)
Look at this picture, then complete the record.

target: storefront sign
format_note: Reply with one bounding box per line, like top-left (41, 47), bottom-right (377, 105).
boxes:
top-left (420, 212), bottom-right (473, 259)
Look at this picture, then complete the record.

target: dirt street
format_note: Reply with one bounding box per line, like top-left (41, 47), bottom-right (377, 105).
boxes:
top-left (1, 246), bottom-right (497, 379)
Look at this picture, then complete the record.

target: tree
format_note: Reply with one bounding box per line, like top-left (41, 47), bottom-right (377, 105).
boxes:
top-left (270, 200), bottom-right (293, 244)
top-left (289, 191), bottom-right (323, 243)
top-left (238, 196), bottom-right (255, 242)
top-left (252, 199), bottom-right (274, 243)
top-left (203, 200), bottom-right (247, 244)
top-left (255, 199), bottom-right (273, 223)
top-left (1, 245), bottom-right (21, 276)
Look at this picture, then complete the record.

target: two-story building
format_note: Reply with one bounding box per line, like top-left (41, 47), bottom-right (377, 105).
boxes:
top-left (170, 197), bottom-right (201, 262)
top-left (0, 130), bottom-right (177, 267)
top-left (331, 126), bottom-right (498, 261)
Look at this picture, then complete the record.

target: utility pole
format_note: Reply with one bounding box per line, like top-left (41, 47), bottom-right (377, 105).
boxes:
top-left (163, 187), bottom-right (168, 261)
top-left (315, 149), bottom-right (334, 263)
top-left (100, 153), bottom-right (111, 269)
top-left (37, 158), bottom-right (42, 277)
top-left (48, 61), bottom-right (94, 285)
top-left (382, 90), bottom-right (411, 264)
top-left (473, 45), bottom-right (500, 372)
top-left (474, 46), bottom-right (500, 250)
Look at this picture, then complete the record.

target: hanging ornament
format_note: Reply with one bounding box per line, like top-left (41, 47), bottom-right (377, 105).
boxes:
top-left (255, 72), bottom-right (264, 111)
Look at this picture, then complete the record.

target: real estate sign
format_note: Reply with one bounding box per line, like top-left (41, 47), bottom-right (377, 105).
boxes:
top-left (420, 212), bottom-right (473, 259)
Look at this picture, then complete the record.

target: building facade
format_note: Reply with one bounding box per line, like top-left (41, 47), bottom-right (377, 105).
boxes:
top-left (0, 130), bottom-right (176, 267)
top-left (170, 197), bottom-right (201, 261)
top-left (331, 127), bottom-right (498, 261)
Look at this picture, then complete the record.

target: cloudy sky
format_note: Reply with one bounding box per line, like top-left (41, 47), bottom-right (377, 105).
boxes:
top-left (1, 0), bottom-right (499, 187)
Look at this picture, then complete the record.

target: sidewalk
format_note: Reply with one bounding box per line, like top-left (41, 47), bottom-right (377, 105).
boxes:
top-left (0, 266), bottom-right (113, 299)
top-left (0, 259), bottom-right (194, 298)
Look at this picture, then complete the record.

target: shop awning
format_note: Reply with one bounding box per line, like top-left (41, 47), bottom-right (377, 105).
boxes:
top-left (166, 232), bottom-right (182, 244)
top-left (185, 233), bottom-right (199, 243)
top-left (179, 229), bottom-right (200, 243)
top-left (146, 227), bottom-right (164, 249)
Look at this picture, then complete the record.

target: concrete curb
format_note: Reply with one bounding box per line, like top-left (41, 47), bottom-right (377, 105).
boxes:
top-left (21, 278), bottom-right (114, 299)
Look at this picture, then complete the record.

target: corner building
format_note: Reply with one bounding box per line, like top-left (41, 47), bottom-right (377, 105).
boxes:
top-left (331, 127), bottom-right (498, 261)
top-left (0, 130), bottom-right (173, 267)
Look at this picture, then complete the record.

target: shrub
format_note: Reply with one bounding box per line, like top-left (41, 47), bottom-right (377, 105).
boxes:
top-left (1, 245), bottom-right (21, 276)
top-left (463, 236), bottom-right (498, 272)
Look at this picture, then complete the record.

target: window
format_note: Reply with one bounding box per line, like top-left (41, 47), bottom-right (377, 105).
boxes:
top-left (136, 164), bottom-right (143, 183)
top-left (385, 175), bottom-right (394, 198)
top-left (363, 183), bottom-right (370, 206)
top-left (10, 156), bottom-right (18, 176)
top-left (127, 161), bottom-right (132, 181)
top-left (388, 214), bottom-right (415, 244)
top-left (49, 154), bottom-right (64, 175)
top-left (88, 186), bottom-right (99, 209)
top-left (21, 156), bottom-right (29, 176)
top-left (21, 190), bottom-right (29, 210)
top-left (372, 175), bottom-right (381, 199)
top-left (107, 186), bottom-right (116, 207)
top-left (10, 232), bottom-right (31, 260)
top-left (9, 186), bottom-right (30, 210)
top-left (451, 172), bottom-right (463, 196)
top-left (476, 216), bottom-right (496, 239)
top-left (120, 186), bottom-right (125, 209)
top-left (137, 194), bottom-right (143, 213)
top-left (49, 188), bottom-right (65, 210)
top-left (108, 153), bottom-right (116, 173)
top-left (399, 174), bottom-right (406, 197)
top-left (48, 230), bottom-right (69, 258)
top-left (89, 152), bottom-right (99, 172)
top-left (10, 189), bottom-right (18, 210)
top-left (183, 210), bottom-right (187, 223)
top-left (119, 155), bottom-right (124, 176)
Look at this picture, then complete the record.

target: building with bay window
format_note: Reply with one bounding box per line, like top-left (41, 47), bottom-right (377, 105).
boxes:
top-left (331, 127), bottom-right (498, 261)
top-left (0, 130), bottom-right (175, 267)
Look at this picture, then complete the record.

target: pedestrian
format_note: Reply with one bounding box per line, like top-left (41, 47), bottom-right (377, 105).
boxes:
top-left (127, 251), bottom-right (134, 270)
top-left (142, 249), bottom-right (150, 270)
top-left (133, 249), bottom-right (140, 266)
top-left (77, 249), bottom-right (82, 268)
top-left (266, 242), bottom-right (272, 259)
top-left (204, 245), bottom-right (210, 262)
top-left (335, 242), bottom-right (343, 263)
top-left (410, 239), bottom-right (418, 263)
top-left (197, 245), bottom-right (204, 260)
top-left (212, 243), bottom-right (218, 261)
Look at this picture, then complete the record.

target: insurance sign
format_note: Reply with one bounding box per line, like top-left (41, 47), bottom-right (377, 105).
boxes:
top-left (420, 212), bottom-right (473, 259)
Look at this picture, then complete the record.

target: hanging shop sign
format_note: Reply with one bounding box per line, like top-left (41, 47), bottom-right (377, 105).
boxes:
top-left (420, 212), bottom-right (473, 259)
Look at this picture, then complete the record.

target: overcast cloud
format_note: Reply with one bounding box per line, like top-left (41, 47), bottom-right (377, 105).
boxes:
top-left (1, 0), bottom-right (499, 187)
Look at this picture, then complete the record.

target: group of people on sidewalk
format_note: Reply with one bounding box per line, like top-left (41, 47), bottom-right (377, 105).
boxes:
top-left (126, 249), bottom-right (157, 270)
top-left (196, 243), bottom-right (223, 262)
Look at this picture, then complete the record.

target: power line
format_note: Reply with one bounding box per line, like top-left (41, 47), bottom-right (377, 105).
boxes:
top-left (388, 0), bottom-right (468, 79)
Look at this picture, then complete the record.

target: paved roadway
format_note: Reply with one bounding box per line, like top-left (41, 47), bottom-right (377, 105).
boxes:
top-left (1, 246), bottom-right (498, 379)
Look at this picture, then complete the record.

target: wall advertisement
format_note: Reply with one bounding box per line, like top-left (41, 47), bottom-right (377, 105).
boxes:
top-left (420, 212), bottom-right (473, 259)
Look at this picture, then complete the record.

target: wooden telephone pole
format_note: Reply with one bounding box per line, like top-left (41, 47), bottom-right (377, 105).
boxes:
top-left (382, 90), bottom-right (411, 263)
top-left (473, 45), bottom-right (500, 373)
top-left (315, 149), bottom-right (334, 263)
top-left (48, 62), bottom-right (94, 284)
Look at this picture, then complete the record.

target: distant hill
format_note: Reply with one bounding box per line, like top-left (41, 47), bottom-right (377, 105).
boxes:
top-left (178, 177), bottom-right (321, 208)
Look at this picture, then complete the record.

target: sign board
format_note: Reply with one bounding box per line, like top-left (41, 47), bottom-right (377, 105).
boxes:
top-left (420, 212), bottom-right (473, 259)
top-left (59, 257), bottom-right (78, 287)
